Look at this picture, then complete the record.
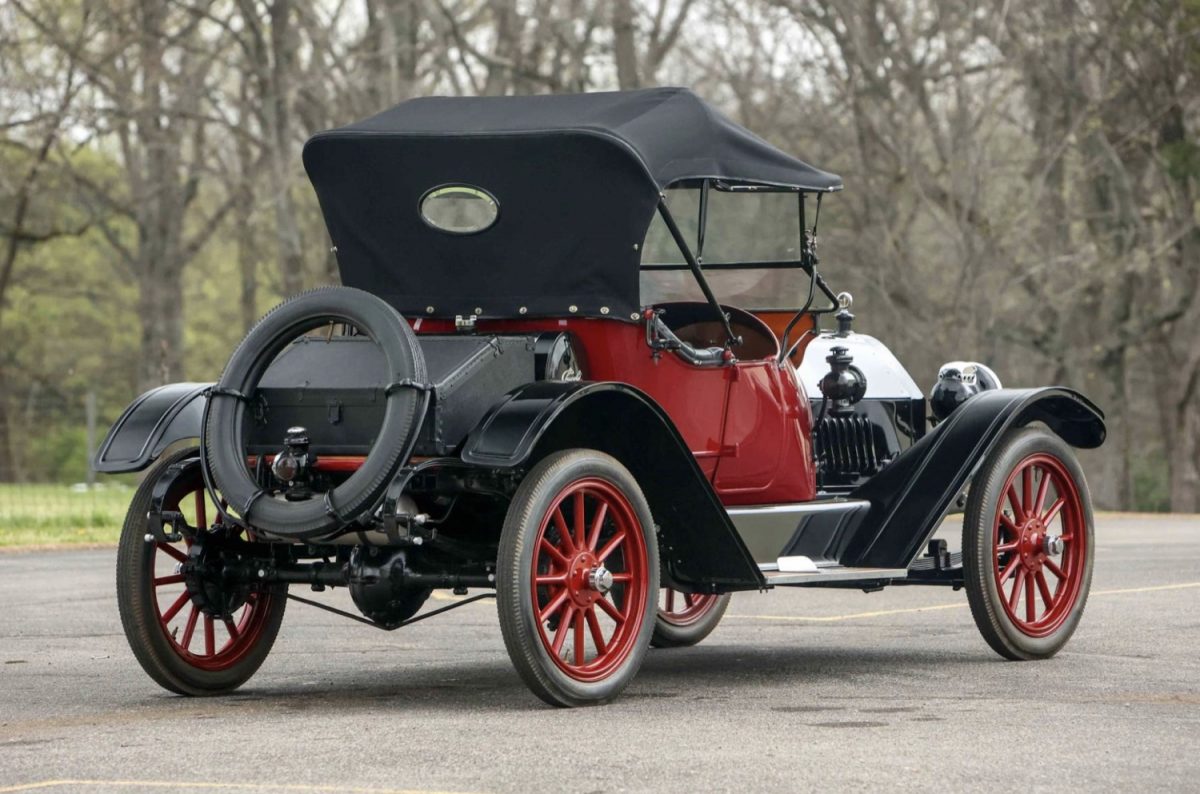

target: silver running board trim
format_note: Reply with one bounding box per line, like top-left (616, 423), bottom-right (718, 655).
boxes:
top-left (761, 567), bottom-right (909, 586)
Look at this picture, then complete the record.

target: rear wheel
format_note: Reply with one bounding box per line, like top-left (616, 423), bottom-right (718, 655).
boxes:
top-left (651, 589), bottom-right (730, 648)
top-left (963, 427), bottom-right (1093, 660)
top-left (497, 449), bottom-right (659, 707)
top-left (116, 448), bottom-right (288, 695)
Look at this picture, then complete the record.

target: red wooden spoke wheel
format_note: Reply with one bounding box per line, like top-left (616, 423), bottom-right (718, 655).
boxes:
top-left (963, 428), bottom-right (1094, 661)
top-left (991, 453), bottom-right (1087, 638)
top-left (658, 589), bottom-right (721, 627)
top-left (651, 586), bottom-right (731, 648)
top-left (498, 449), bottom-right (659, 707)
top-left (150, 489), bottom-right (280, 672)
top-left (530, 477), bottom-right (649, 682)
top-left (117, 448), bottom-right (288, 695)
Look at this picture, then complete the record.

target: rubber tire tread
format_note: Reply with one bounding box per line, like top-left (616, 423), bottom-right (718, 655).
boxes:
top-left (205, 286), bottom-right (425, 539)
top-left (116, 447), bottom-right (288, 695)
top-left (962, 427), bottom-right (1094, 661)
top-left (497, 449), bottom-right (659, 707)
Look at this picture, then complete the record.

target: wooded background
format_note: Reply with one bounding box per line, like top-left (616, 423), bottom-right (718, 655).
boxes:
top-left (0, 0), bottom-right (1196, 512)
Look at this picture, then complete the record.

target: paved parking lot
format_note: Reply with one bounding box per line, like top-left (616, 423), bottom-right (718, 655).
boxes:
top-left (1, 513), bottom-right (1198, 793)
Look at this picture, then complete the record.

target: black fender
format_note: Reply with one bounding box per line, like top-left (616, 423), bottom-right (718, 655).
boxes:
top-left (92, 383), bottom-right (211, 473)
top-left (461, 380), bottom-right (766, 591)
top-left (843, 387), bottom-right (1105, 569)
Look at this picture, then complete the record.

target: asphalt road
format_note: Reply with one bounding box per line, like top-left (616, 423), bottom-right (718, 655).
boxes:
top-left (1, 513), bottom-right (1198, 794)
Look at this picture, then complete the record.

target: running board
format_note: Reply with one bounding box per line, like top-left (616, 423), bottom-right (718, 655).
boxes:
top-left (758, 561), bottom-right (909, 587)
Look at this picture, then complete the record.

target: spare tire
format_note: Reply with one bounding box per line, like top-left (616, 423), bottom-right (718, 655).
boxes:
top-left (204, 287), bottom-right (426, 539)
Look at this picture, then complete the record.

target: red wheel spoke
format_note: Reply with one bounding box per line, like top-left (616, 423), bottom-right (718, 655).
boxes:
top-left (195, 490), bottom-right (207, 531)
top-left (610, 573), bottom-right (633, 583)
top-left (181, 606), bottom-right (199, 650)
top-left (573, 610), bottom-right (585, 666)
top-left (551, 606), bottom-right (574, 655)
top-left (996, 541), bottom-right (1018, 554)
top-left (539, 539), bottom-right (569, 567)
top-left (597, 532), bottom-right (626, 563)
top-left (539, 588), bottom-right (570, 622)
top-left (596, 593), bottom-right (625, 624)
top-left (586, 502), bottom-right (608, 552)
top-left (535, 573), bottom-right (568, 585)
top-left (204, 615), bottom-right (216, 656)
top-left (1008, 569), bottom-right (1025, 612)
top-left (1035, 571), bottom-right (1054, 611)
top-left (1006, 484), bottom-right (1026, 525)
top-left (157, 542), bottom-right (188, 564)
top-left (998, 556), bottom-right (1020, 584)
top-left (584, 607), bottom-right (607, 655)
top-left (1025, 572), bottom-right (1036, 622)
top-left (1044, 558), bottom-right (1066, 580)
top-left (154, 574), bottom-right (186, 587)
top-left (553, 507), bottom-right (576, 555)
top-left (683, 592), bottom-right (695, 608)
top-left (1042, 497), bottom-right (1065, 526)
top-left (573, 491), bottom-right (586, 551)
top-left (1022, 466), bottom-right (1034, 517)
top-left (1033, 469), bottom-right (1050, 520)
top-left (160, 591), bottom-right (190, 625)
top-left (224, 617), bottom-right (241, 641)
top-left (999, 512), bottom-right (1020, 538)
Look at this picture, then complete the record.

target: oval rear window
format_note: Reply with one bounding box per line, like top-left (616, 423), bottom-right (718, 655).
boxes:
top-left (419, 184), bottom-right (499, 234)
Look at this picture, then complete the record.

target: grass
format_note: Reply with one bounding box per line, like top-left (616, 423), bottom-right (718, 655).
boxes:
top-left (0, 482), bottom-right (133, 547)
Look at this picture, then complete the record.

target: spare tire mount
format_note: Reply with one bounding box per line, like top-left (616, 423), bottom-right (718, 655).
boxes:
top-left (202, 287), bottom-right (428, 540)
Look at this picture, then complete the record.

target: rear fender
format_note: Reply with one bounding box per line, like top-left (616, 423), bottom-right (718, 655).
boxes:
top-left (843, 387), bottom-right (1105, 569)
top-left (461, 381), bottom-right (765, 591)
top-left (92, 383), bottom-right (211, 473)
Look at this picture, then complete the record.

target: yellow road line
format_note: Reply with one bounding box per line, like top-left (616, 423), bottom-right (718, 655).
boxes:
top-left (1091, 581), bottom-right (1200, 596)
top-left (730, 602), bottom-right (968, 623)
top-left (0, 782), bottom-right (477, 794)
top-left (729, 581), bottom-right (1200, 623)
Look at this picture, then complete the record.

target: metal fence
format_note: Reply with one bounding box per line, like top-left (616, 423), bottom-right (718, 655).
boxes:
top-left (0, 389), bottom-right (135, 544)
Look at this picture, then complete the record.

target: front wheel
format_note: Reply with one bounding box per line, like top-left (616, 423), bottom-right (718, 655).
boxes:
top-left (963, 427), bottom-right (1094, 660)
top-left (116, 448), bottom-right (288, 695)
top-left (497, 449), bottom-right (659, 707)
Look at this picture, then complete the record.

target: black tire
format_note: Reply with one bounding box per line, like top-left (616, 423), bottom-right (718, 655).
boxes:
top-left (116, 448), bottom-right (288, 695)
top-left (497, 449), bottom-right (659, 707)
top-left (963, 427), bottom-right (1094, 660)
top-left (651, 591), bottom-right (731, 648)
top-left (205, 286), bottom-right (425, 539)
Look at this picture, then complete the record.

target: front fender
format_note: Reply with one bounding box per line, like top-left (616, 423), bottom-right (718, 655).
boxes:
top-left (844, 387), bottom-right (1105, 568)
top-left (92, 383), bottom-right (211, 473)
top-left (462, 381), bottom-right (765, 591)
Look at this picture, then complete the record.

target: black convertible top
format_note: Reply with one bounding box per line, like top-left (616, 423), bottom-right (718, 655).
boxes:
top-left (304, 88), bottom-right (841, 321)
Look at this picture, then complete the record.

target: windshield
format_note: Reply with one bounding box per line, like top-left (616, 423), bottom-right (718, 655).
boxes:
top-left (639, 187), bottom-right (813, 310)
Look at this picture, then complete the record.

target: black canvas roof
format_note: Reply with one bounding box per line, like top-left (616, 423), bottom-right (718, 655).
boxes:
top-left (303, 88), bottom-right (841, 321)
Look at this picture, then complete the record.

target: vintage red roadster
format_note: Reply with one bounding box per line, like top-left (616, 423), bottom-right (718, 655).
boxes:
top-left (95, 88), bottom-right (1105, 707)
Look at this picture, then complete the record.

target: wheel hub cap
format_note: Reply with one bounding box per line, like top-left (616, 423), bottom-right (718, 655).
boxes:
top-left (588, 566), bottom-right (614, 594)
